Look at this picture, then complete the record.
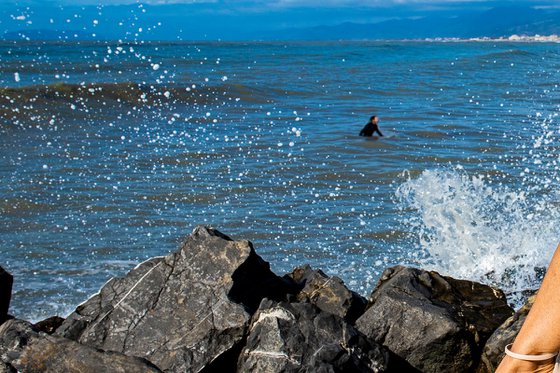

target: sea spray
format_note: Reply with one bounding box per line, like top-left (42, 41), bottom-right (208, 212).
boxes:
top-left (396, 168), bottom-right (560, 308)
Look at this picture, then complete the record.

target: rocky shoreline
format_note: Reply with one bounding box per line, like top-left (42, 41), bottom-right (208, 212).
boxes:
top-left (0, 226), bottom-right (534, 372)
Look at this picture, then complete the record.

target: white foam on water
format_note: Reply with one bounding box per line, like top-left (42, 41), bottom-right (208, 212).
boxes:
top-left (395, 110), bottom-right (560, 308)
top-left (396, 168), bottom-right (560, 307)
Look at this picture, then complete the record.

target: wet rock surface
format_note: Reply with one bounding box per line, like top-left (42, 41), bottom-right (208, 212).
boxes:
top-left (355, 266), bottom-right (514, 373)
top-left (1, 226), bottom-right (530, 372)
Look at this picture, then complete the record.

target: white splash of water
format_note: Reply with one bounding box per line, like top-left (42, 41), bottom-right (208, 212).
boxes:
top-left (394, 112), bottom-right (560, 308)
top-left (396, 167), bottom-right (560, 306)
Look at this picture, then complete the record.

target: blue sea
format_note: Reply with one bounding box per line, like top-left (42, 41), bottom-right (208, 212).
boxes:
top-left (1, 40), bottom-right (560, 321)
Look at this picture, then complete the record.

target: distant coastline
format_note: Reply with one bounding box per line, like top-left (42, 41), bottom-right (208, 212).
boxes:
top-left (1, 35), bottom-right (560, 44)
top-left (424, 34), bottom-right (560, 43)
top-left (2, 30), bottom-right (560, 43)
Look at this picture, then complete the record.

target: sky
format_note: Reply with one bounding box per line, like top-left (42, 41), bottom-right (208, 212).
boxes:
top-left (1, 0), bottom-right (559, 40)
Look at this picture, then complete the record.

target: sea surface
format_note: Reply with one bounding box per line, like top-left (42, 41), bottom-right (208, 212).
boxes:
top-left (1, 40), bottom-right (560, 321)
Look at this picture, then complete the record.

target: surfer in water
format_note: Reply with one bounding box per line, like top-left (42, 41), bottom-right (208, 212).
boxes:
top-left (359, 115), bottom-right (383, 137)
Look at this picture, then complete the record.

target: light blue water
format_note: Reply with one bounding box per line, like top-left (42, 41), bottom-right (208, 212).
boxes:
top-left (1, 41), bottom-right (560, 320)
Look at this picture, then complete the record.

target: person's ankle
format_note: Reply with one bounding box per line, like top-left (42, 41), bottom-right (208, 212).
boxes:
top-left (497, 355), bottom-right (555, 373)
top-left (509, 341), bottom-right (558, 357)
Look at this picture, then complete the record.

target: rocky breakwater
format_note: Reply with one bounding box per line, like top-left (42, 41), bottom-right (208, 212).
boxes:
top-left (0, 226), bottom-right (530, 372)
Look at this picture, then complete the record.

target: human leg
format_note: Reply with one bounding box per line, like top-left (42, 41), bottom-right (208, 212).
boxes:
top-left (496, 243), bottom-right (560, 372)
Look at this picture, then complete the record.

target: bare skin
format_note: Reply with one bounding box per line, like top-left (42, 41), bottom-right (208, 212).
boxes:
top-left (496, 243), bottom-right (560, 372)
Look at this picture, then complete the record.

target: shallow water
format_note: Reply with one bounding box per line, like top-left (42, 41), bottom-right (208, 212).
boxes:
top-left (1, 40), bottom-right (560, 320)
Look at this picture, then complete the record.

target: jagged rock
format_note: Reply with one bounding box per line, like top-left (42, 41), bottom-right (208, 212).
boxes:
top-left (476, 293), bottom-right (537, 373)
top-left (238, 298), bottom-right (418, 372)
top-left (355, 266), bottom-right (514, 373)
top-left (0, 267), bottom-right (13, 325)
top-left (56, 226), bottom-right (296, 372)
top-left (0, 318), bottom-right (161, 373)
top-left (285, 265), bottom-right (367, 324)
top-left (34, 316), bottom-right (65, 335)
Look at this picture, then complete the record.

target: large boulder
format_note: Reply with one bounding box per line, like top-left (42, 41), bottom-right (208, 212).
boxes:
top-left (0, 318), bottom-right (161, 373)
top-left (238, 299), bottom-right (418, 372)
top-left (355, 266), bottom-right (514, 373)
top-left (0, 267), bottom-right (13, 325)
top-left (285, 265), bottom-right (367, 324)
top-left (477, 293), bottom-right (536, 373)
top-left (56, 226), bottom-right (296, 372)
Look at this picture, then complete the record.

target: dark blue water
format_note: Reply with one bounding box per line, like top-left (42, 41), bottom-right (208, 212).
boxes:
top-left (2, 41), bottom-right (560, 320)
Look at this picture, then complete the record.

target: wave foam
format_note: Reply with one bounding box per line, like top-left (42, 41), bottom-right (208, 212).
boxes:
top-left (396, 168), bottom-right (560, 307)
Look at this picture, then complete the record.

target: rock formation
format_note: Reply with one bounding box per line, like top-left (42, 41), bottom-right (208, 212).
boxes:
top-left (0, 226), bottom-right (530, 372)
top-left (238, 298), bottom-right (416, 372)
top-left (355, 266), bottom-right (514, 372)
top-left (55, 226), bottom-right (296, 372)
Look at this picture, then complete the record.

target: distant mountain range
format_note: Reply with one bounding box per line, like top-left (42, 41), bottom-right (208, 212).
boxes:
top-left (279, 6), bottom-right (560, 40)
top-left (2, 5), bottom-right (560, 41)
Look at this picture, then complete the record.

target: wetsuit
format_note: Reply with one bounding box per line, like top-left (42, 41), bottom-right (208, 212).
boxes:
top-left (359, 122), bottom-right (383, 137)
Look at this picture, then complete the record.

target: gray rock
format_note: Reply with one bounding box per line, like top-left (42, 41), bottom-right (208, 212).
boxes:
top-left (56, 226), bottom-right (296, 372)
top-left (0, 267), bottom-right (13, 325)
top-left (286, 265), bottom-right (367, 324)
top-left (355, 266), bottom-right (514, 373)
top-left (0, 318), bottom-right (161, 373)
top-left (238, 298), bottom-right (418, 372)
top-left (477, 293), bottom-right (536, 373)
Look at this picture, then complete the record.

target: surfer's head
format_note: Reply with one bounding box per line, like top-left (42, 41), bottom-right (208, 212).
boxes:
top-left (370, 115), bottom-right (378, 124)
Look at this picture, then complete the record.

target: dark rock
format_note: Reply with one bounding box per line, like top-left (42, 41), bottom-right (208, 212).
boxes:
top-left (355, 266), bottom-right (514, 373)
top-left (238, 298), bottom-right (418, 372)
top-left (34, 316), bottom-right (65, 335)
top-left (0, 267), bottom-right (13, 325)
top-left (0, 318), bottom-right (161, 373)
top-left (285, 264), bottom-right (367, 324)
top-left (0, 361), bottom-right (15, 373)
top-left (477, 293), bottom-right (536, 373)
top-left (56, 226), bottom-right (296, 372)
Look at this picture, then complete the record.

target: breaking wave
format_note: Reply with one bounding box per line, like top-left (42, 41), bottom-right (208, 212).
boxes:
top-left (396, 112), bottom-right (560, 307)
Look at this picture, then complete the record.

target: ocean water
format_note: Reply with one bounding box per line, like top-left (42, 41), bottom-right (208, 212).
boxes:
top-left (1, 40), bottom-right (560, 321)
